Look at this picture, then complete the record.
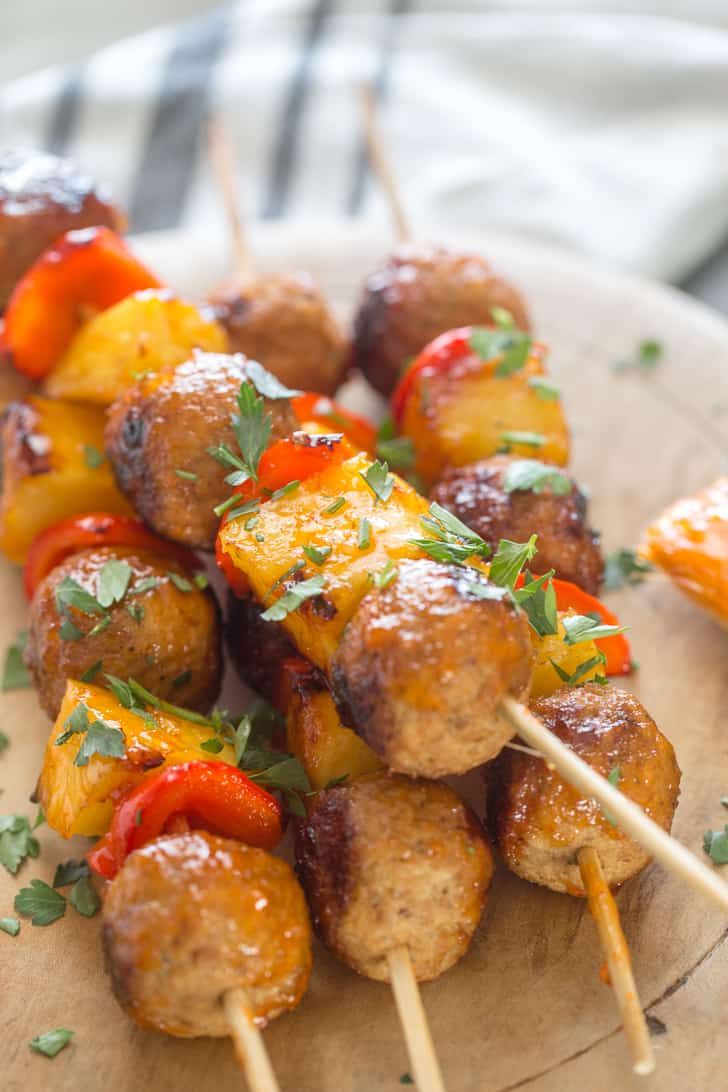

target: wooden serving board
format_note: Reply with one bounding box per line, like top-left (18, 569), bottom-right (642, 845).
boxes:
top-left (3, 224), bottom-right (727, 1092)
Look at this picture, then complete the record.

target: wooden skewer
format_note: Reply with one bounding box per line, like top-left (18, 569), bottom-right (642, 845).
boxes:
top-left (357, 84), bottom-right (411, 244)
top-left (208, 117), bottom-right (256, 282)
top-left (501, 697), bottom-right (728, 912)
top-left (387, 945), bottom-right (447, 1092)
top-left (578, 847), bottom-right (655, 1076)
top-left (223, 988), bottom-right (281, 1092)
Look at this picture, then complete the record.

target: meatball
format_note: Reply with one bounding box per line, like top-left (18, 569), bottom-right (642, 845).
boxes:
top-left (102, 831), bottom-right (312, 1036)
top-left (296, 772), bottom-right (493, 981)
top-left (331, 559), bottom-right (533, 778)
top-left (226, 591), bottom-right (299, 708)
top-left (493, 684), bottom-right (681, 894)
top-left (430, 455), bottom-right (604, 594)
top-left (25, 546), bottom-right (222, 719)
top-left (105, 352), bottom-right (296, 550)
top-left (0, 152), bottom-right (123, 310)
top-left (350, 244), bottom-right (530, 396)
top-left (210, 272), bottom-right (347, 395)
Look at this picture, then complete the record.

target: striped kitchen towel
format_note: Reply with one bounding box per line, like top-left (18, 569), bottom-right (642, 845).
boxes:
top-left (3, 0), bottom-right (728, 299)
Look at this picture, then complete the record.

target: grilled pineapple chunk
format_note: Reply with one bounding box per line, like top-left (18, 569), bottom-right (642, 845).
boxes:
top-left (530, 611), bottom-right (603, 698)
top-left (400, 346), bottom-right (570, 486)
top-left (44, 290), bottom-right (228, 405)
top-left (218, 452), bottom-right (430, 669)
top-left (0, 395), bottom-right (132, 562)
top-left (38, 679), bottom-right (234, 838)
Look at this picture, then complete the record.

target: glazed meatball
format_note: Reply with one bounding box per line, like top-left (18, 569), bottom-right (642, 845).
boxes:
top-left (0, 152), bottom-right (123, 310)
top-left (105, 352), bottom-right (296, 550)
top-left (431, 455), bottom-right (604, 594)
top-left (331, 559), bottom-right (533, 778)
top-left (102, 831), bottom-right (312, 1037)
top-left (296, 773), bottom-right (493, 981)
top-left (351, 244), bottom-right (530, 396)
top-left (226, 591), bottom-right (299, 708)
top-left (25, 546), bottom-right (222, 719)
top-left (493, 684), bottom-right (681, 894)
top-left (210, 272), bottom-right (347, 395)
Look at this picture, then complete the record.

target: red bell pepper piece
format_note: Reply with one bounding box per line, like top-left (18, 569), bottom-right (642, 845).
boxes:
top-left (391, 327), bottom-right (474, 425)
top-left (87, 761), bottom-right (284, 880)
top-left (515, 573), bottom-right (632, 675)
top-left (2, 226), bottom-right (161, 379)
top-left (23, 512), bottom-right (202, 600)
top-left (292, 392), bottom-right (376, 454)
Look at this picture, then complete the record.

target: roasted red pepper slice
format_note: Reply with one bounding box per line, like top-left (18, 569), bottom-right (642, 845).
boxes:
top-left (2, 226), bottom-right (161, 379)
top-left (87, 760), bottom-right (284, 880)
top-left (391, 327), bottom-right (474, 424)
top-left (516, 573), bottom-right (632, 675)
top-left (292, 392), bottom-right (376, 454)
top-left (23, 512), bottom-right (201, 600)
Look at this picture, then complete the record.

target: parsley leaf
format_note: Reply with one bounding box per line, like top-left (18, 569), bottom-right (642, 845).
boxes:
top-left (371, 560), bottom-right (397, 590)
top-left (243, 359), bottom-right (301, 400)
top-left (80, 660), bottom-right (103, 683)
top-left (15, 879), bottom-right (66, 926)
top-left (502, 460), bottom-right (571, 497)
top-left (234, 381), bottom-right (272, 482)
top-left (376, 418), bottom-right (416, 470)
top-left (0, 916), bottom-right (20, 936)
top-left (200, 737), bottom-right (224, 753)
top-left (323, 496), bottom-right (346, 515)
top-left (167, 571), bottom-right (194, 593)
top-left (604, 549), bottom-right (653, 590)
top-left (612, 339), bottom-right (663, 373)
top-left (75, 720), bottom-right (126, 766)
top-left (361, 460), bottom-right (394, 504)
top-left (0, 814), bottom-right (40, 874)
top-left (409, 502), bottom-right (491, 566)
top-left (174, 468), bottom-right (198, 481)
top-left (499, 430), bottom-right (545, 449)
top-left (97, 560), bottom-right (133, 608)
top-left (703, 825), bottom-right (728, 865)
top-left (83, 444), bottom-right (106, 469)
top-left (550, 650), bottom-right (608, 687)
top-left (528, 376), bottom-right (560, 401)
top-left (562, 614), bottom-right (627, 646)
top-left (53, 859), bottom-right (90, 888)
top-left (69, 875), bottom-right (101, 917)
top-left (469, 325), bottom-right (532, 377)
top-left (2, 631), bottom-right (31, 690)
top-left (489, 536), bottom-right (538, 590)
top-left (55, 576), bottom-right (105, 617)
top-left (513, 569), bottom-right (558, 636)
top-left (29, 1028), bottom-right (74, 1058)
top-left (303, 544), bottom-right (332, 567)
top-left (358, 517), bottom-right (372, 550)
top-left (261, 575), bottom-right (326, 622)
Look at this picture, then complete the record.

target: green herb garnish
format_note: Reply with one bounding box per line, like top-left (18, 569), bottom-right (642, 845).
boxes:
top-left (469, 324), bottom-right (532, 377)
top-left (69, 875), bottom-right (101, 917)
top-left (0, 814), bottom-right (40, 874)
top-left (612, 339), bottom-right (663, 373)
top-left (2, 631), bottom-right (31, 691)
top-left (303, 544), bottom-right (332, 567)
top-left (604, 549), bottom-right (653, 591)
top-left (499, 430), bottom-right (546, 449)
top-left (703, 825), bottom-right (728, 865)
top-left (261, 575), bottom-right (326, 622)
top-left (361, 460), bottom-right (394, 504)
top-left (409, 502), bottom-right (491, 566)
top-left (502, 460), bottom-right (571, 496)
top-left (97, 560), bottom-right (133, 608)
top-left (371, 560), bottom-right (397, 590)
top-left (29, 1028), bottom-right (74, 1057)
top-left (323, 496), bottom-right (346, 515)
top-left (174, 468), bottom-right (198, 481)
top-left (528, 376), bottom-right (560, 401)
top-left (358, 517), bottom-right (372, 550)
top-left (83, 445), bottom-right (106, 469)
top-left (550, 650), bottom-right (608, 687)
top-left (15, 880), bottom-right (66, 926)
top-left (489, 536), bottom-right (538, 590)
top-left (0, 916), bottom-right (20, 936)
top-left (562, 614), bottom-right (627, 646)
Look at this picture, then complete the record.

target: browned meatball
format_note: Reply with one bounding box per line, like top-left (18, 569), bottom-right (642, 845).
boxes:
top-left (25, 546), bottom-right (222, 718)
top-left (102, 831), bottom-right (312, 1037)
top-left (331, 559), bottom-right (533, 778)
top-left (296, 772), bottom-right (493, 981)
top-left (0, 152), bottom-right (123, 310)
top-left (226, 591), bottom-right (299, 708)
top-left (431, 455), bottom-right (604, 594)
top-left (351, 244), bottom-right (531, 396)
top-left (105, 352), bottom-right (296, 550)
top-left (493, 684), bottom-right (681, 894)
top-left (210, 272), bottom-right (347, 395)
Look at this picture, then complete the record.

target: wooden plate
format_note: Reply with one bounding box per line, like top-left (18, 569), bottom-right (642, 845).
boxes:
top-left (3, 223), bottom-right (727, 1092)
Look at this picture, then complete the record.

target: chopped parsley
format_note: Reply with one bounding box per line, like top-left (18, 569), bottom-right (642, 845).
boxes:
top-left (268, 480), bottom-right (301, 503)
top-left (53, 859), bottom-right (90, 888)
top-left (371, 560), bottom-right (397, 590)
top-left (550, 650), bottom-right (608, 687)
top-left (604, 549), bottom-right (653, 591)
top-left (126, 602), bottom-right (144, 624)
top-left (243, 359), bottom-right (302, 400)
top-left (303, 544), bottom-right (332, 567)
top-left (2, 631), bottom-right (31, 690)
top-left (562, 614), bottom-right (627, 646)
top-left (703, 825), bottom-right (728, 865)
top-left (528, 376), bottom-right (560, 401)
top-left (130, 576), bottom-right (163, 595)
top-left (0, 916), bottom-right (20, 937)
top-left (97, 560), bottom-right (133, 608)
top-left (361, 460), bottom-right (395, 504)
top-left (513, 570), bottom-right (558, 636)
top-left (80, 660), bottom-right (103, 683)
top-left (376, 418), bottom-right (416, 470)
top-left (358, 517), bottom-right (372, 550)
top-left (234, 702), bottom-right (312, 817)
top-left (172, 669), bottom-right (192, 689)
top-left (200, 737), bottom-right (224, 754)
top-left (612, 339), bottom-right (663, 373)
top-left (409, 502), bottom-right (491, 565)
top-left (502, 460), bottom-right (571, 496)
top-left (469, 322), bottom-right (532, 377)
top-left (83, 444), bottom-right (106, 469)
top-left (55, 576), bottom-right (105, 618)
top-left (233, 381), bottom-right (272, 482)
top-left (29, 1028), bottom-right (74, 1058)
top-left (489, 536), bottom-right (538, 590)
top-left (499, 430), bottom-right (546, 450)
top-left (167, 571), bottom-right (194, 593)
top-left (0, 814), bottom-right (40, 874)
top-left (69, 875), bottom-right (101, 917)
top-left (322, 496), bottom-right (346, 515)
top-left (261, 575), bottom-right (326, 622)
top-left (15, 879), bottom-right (66, 926)
top-left (54, 702), bottom-right (126, 767)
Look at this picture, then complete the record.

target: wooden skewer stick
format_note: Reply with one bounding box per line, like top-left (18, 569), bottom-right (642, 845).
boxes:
top-left (387, 945), bottom-right (447, 1092)
top-left (223, 988), bottom-right (281, 1092)
top-left (208, 117), bottom-right (256, 282)
top-left (501, 697), bottom-right (728, 913)
top-left (358, 84), bottom-right (411, 244)
top-left (578, 847), bottom-right (655, 1076)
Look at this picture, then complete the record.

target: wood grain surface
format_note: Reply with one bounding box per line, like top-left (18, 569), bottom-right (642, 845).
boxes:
top-left (2, 224), bottom-right (727, 1092)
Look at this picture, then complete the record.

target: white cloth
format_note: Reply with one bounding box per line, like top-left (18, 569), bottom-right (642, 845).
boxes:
top-left (2, 1), bottom-right (728, 283)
